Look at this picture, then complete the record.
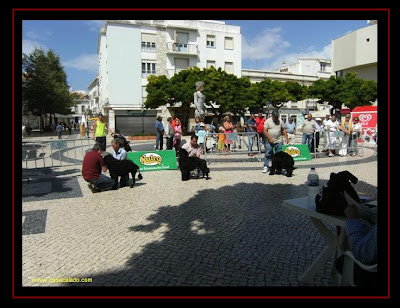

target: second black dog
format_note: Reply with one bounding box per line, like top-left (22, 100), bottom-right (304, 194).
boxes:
top-left (103, 153), bottom-right (142, 188)
top-left (269, 151), bottom-right (295, 177)
top-left (179, 148), bottom-right (210, 181)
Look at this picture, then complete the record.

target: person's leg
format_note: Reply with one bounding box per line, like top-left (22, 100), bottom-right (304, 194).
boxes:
top-left (93, 174), bottom-right (116, 191)
top-left (96, 137), bottom-right (106, 151)
top-left (264, 141), bottom-right (272, 171)
top-left (119, 174), bottom-right (129, 188)
top-left (156, 132), bottom-right (160, 149)
top-left (248, 134), bottom-right (253, 154)
top-left (302, 133), bottom-right (307, 145)
top-left (308, 134), bottom-right (314, 152)
top-left (159, 134), bottom-right (164, 150)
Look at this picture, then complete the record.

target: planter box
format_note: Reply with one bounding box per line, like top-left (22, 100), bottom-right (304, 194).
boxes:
top-left (127, 135), bottom-right (156, 141)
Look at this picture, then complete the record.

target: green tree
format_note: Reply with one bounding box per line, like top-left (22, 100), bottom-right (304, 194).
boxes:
top-left (144, 66), bottom-right (254, 120)
top-left (340, 73), bottom-right (377, 109)
top-left (250, 78), bottom-right (301, 111)
top-left (22, 48), bottom-right (74, 129)
top-left (306, 73), bottom-right (377, 113)
top-left (144, 74), bottom-right (171, 108)
top-left (285, 81), bottom-right (307, 102)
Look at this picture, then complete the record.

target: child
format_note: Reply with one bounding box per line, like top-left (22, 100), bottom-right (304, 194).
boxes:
top-left (217, 127), bottom-right (226, 155)
top-left (197, 124), bottom-right (206, 154)
top-left (173, 119), bottom-right (182, 156)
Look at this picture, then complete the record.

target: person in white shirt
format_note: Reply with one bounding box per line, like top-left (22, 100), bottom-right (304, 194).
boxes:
top-left (164, 117), bottom-right (174, 150)
top-left (326, 114), bottom-right (340, 157)
top-left (182, 135), bottom-right (202, 158)
top-left (322, 114), bottom-right (331, 149)
top-left (350, 116), bottom-right (363, 156)
top-left (111, 138), bottom-right (129, 188)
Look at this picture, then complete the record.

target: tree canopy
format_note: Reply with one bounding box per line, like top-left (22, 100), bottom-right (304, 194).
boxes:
top-left (307, 73), bottom-right (377, 112)
top-left (144, 67), bottom-right (378, 116)
top-left (22, 48), bottom-right (74, 121)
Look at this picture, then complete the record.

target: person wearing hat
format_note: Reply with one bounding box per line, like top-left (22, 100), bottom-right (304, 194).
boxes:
top-left (93, 113), bottom-right (110, 151)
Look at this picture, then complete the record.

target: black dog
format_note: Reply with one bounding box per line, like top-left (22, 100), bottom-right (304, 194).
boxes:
top-left (178, 148), bottom-right (210, 181)
top-left (316, 171), bottom-right (360, 216)
top-left (103, 153), bottom-right (142, 188)
top-left (269, 151), bottom-right (295, 177)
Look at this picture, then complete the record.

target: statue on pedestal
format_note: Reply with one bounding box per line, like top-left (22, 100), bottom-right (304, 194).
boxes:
top-left (194, 81), bottom-right (205, 120)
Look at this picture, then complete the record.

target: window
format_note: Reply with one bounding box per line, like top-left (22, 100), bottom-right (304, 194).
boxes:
top-left (206, 35), bottom-right (215, 48)
top-left (142, 42), bottom-right (156, 52)
top-left (174, 58), bottom-right (189, 74)
top-left (224, 37), bottom-right (234, 50)
top-left (224, 62), bottom-right (234, 74)
top-left (320, 62), bottom-right (326, 72)
top-left (142, 62), bottom-right (156, 78)
top-left (207, 60), bottom-right (216, 68)
top-left (176, 32), bottom-right (189, 51)
top-left (141, 33), bottom-right (156, 52)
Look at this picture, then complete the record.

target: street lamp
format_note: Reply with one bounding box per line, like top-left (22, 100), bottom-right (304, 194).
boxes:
top-left (141, 105), bottom-right (145, 134)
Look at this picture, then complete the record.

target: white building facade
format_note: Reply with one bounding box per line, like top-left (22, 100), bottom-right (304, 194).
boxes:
top-left (241, 58), bottom-right (332, 128)
top-left (278, 58), bottom-right (332, 80)
top-left (332, 20), bottom-right (377, 82)
top-left (88, 76), bottom-right (100, 115)
top-left (97, 20), bottom-right (241, 134)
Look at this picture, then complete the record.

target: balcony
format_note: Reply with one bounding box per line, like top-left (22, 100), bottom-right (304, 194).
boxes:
top-left (166, 42), bottom-right (199, 56)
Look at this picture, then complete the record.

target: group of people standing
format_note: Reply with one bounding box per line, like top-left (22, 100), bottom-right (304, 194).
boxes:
top-left (321, 114), bottom-right (363, 157)
top-left (155, 115), bottom-right (182, 155)
top-left (283, 113), bottom-right (363, 157)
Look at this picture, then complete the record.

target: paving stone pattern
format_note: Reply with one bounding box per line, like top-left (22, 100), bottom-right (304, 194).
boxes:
top-left (21, 136), bottom-right (378, 289)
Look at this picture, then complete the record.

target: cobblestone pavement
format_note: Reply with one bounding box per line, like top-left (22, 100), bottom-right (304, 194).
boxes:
top-left (21, 133), bottom-right (379, 290)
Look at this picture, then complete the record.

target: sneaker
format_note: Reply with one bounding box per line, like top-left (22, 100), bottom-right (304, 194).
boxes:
top-left (87, 183), bottom-right (99, 193)
top-left (263, 166), bottom-right (269, 173)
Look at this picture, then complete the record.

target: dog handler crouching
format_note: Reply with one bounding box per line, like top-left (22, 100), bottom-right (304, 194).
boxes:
top-left (82, 143), bottom-right (116, 193)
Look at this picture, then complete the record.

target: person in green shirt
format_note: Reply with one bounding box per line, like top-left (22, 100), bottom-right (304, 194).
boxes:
top-left (93, 113), bottom-right (110, 151)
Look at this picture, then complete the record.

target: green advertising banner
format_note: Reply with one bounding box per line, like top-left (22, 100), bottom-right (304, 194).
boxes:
top-left (282, 144), bottom-right (312, 161)
top-left (127, 150), bottom-right (178, 172)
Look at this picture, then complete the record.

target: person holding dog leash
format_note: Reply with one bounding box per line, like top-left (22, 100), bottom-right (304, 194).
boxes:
top-left (263, 109), bottom-right (289, 173)
top-left (93, 113), bottom-right (111, 151)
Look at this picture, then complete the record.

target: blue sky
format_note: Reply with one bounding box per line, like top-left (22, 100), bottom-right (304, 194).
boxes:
top-left (22, 19), bottom-right (368, 92)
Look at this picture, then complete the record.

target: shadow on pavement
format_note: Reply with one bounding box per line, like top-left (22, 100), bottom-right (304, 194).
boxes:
top-left (62, 180), bottom-right (381, 297)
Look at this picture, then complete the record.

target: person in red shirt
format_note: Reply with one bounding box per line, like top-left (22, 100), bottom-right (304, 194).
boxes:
top-left (255, 112), bottom-right (266, 151)
top-left (82, 143), bottom-right (116, 192)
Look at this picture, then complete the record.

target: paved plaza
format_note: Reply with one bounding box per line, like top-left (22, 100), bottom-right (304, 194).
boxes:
top-left (21, 132), bottom-right (379, 289)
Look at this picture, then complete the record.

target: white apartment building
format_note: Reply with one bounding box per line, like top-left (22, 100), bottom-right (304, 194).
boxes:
top-left (97, 20), bottom-right (241, 134)
top-left (241, 58), bottom-right (332, 127)
top-left (88, 76), bottom-right (100, 115)
top-left (332, 20), bottom-right (377, 82)
top-left (278, 58), bottom-right (332, 80)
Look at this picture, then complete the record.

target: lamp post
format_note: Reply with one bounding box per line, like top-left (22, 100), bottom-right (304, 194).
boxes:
top-left (141, 105), bottom-right (145, 134)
